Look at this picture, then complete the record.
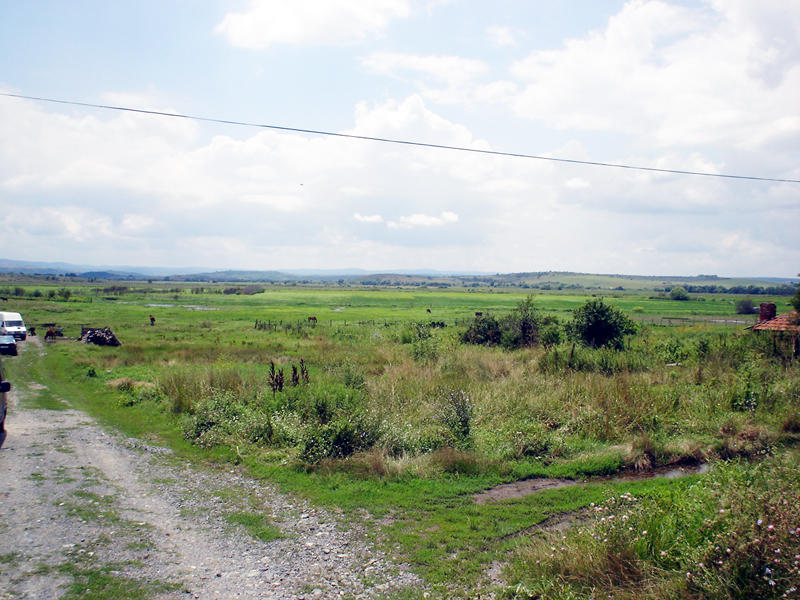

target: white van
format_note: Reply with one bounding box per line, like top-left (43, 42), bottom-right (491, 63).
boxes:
top-left (0, 312), bottom-right (27, 341)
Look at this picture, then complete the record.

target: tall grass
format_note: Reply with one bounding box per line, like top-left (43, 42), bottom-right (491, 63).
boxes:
top-left (142, 324), bottom-right (800, 475)
top-left (505, 453), bottom-right (800, 600)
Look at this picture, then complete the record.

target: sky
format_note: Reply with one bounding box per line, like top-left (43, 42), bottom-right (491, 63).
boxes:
top-left (0, 0), bottom-right (798, 277)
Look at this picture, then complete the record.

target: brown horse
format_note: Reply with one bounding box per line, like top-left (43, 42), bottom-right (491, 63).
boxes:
top-left (308, 316), bottom-right (317, 324)
top-left (44, 328), bottom-right (57, 342)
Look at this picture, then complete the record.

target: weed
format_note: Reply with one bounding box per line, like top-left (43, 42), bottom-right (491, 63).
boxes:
top-left (27, 471), bottom-right (46, 484)
top-left (57, 561), bottom-right (172, 600)
top-left (505, 454), bottom-right (800, 600)
top-left (225, 511), bottom-right (283, 543)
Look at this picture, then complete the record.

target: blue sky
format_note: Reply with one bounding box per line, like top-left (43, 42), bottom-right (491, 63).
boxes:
top-left (0, 0), bottom-right (798, 276)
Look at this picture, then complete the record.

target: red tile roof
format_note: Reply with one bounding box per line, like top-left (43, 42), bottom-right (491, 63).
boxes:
top-left (753, 311), bottom-right (800, 333)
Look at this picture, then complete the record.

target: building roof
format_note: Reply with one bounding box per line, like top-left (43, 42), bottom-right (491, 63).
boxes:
top-left (753, 310), bottom-right (800, 333)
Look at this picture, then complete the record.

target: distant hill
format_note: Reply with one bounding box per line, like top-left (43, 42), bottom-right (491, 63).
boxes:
top-left (0, 259), bottom-right (795, 293)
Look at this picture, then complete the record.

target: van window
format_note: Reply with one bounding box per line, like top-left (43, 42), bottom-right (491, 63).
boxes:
top-left (5, 321), bottom-right (23, 327)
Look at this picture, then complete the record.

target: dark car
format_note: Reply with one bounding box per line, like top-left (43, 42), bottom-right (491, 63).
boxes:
top-left (0, 335), bottom-right (17, 356)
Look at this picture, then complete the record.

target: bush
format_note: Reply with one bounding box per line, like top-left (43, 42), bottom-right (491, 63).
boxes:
top-left (566, 298), bottom-right (637, 348)
top-left (670, 286), bottom-right (690, 301)
top-left (461, 313), bottom-right (503, 346)
top-left (434, 388), bottom-right (473, 448)
top-left (462, 296), bottom-right (561, 350)
top-left (299, 414), bottom-right (380, 464)
top-left (736, 298), bottom-right (756, 314)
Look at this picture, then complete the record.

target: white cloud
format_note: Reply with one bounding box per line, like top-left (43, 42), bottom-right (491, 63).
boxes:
top-left (0, 88), bottom-right (796, 276)
top-left (487, 25), bottom-right (519, 47)
top-left (564, 178), bottom-right (590, 189)
top-left (388, 211), bottom-right (458, 228)
top-left (364, 52), bottom-right (487, 86)
top-left (505, 0), bottom-right (800, 159)
top-left (363, 53), bottom-right (488, 104)
top-left (348, 94), bottom-right (489, 155)
top-left (120, 214), bottom-right (156, 235)
top-left (216, 0), bottom-right (409, 48)
top-left (364, 0), bottom-right (800, 184)
top-left (353, 213), bottom-right (384, 222)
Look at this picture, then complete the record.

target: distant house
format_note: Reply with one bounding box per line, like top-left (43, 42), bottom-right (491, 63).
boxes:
top-left (752, 302), bottom-right (800, 358)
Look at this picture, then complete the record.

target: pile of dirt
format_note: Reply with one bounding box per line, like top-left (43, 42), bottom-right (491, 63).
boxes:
top-left (79, 327), bottom-right (121, 346)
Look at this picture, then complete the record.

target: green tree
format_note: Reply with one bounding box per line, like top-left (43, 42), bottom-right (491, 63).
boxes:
top-left (669, 286), bottom-right (689, 301)
top-left (567, 298), bottom-right (637, 348)
top-left (735, 298), bottom-right (755, 315)
top-left (791, 274), bottom-right (800, 312)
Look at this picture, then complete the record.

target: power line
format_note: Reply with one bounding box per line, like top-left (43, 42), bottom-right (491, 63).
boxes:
top-left (2, 91), bottom-right (798, 184)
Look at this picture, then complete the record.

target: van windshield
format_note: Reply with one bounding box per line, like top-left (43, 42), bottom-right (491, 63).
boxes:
top-left (4, 321), bottom-right (23, 327)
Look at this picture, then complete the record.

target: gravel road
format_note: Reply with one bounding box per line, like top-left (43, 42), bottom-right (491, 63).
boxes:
top-left (0, 339), bottom-right (424, 599)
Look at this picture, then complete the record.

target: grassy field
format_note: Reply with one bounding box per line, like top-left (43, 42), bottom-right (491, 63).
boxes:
top-left (4, 282), bottom-right (799, 599)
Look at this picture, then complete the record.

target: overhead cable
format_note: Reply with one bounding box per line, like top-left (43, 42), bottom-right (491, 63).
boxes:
top-left (2, 91), bottom-right (798, 184)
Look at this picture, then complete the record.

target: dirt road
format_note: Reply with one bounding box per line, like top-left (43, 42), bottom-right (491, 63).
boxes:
top-left (0, 340), bottom-right (421, 599)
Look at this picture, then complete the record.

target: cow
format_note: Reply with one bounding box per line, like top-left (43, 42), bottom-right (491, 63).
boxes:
top-left (308, 316), bottom-right (317, 324)
top-left (45, 329), bottom-right (57, 342)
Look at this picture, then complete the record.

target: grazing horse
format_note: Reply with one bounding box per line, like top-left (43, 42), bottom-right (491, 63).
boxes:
top-left (45, 328), bottom-right (57, 342)
top-left (426, 309), bottom-right (432, 313)
top-left (308, 316), bottom-right (317, 324)
top-left (475, 312), bottom-right (483, 317)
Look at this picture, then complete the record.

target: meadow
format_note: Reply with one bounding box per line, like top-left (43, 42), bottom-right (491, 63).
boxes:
top-left (4, 281), bottom-right (799, 599)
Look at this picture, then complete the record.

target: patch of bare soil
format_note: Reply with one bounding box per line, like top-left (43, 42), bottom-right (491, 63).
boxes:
top-left (473, 464), bottom-right (708, 504)
top-left (0, 339), bottom-right (422, 599)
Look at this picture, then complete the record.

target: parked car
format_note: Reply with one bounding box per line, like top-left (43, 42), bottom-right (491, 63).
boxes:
top-left (0, 359), bottom-right (10, 433)
top-left (0, 335), bottom-right (17, 356)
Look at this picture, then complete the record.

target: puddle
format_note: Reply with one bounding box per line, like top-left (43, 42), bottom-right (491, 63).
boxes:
top-left (473, 463), bottom-right (709, 504)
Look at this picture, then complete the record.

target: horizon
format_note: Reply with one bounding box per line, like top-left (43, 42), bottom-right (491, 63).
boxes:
top-left (0, 257), bottom-right (797, 283)
top-left (1, 1), bottom-right (798, 277)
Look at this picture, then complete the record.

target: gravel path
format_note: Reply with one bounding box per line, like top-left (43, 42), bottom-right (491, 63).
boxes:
top-left (0, 340), bottom-right (424, 599)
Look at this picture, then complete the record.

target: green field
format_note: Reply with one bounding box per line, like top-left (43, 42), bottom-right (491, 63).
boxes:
top-left (4, 280), bottom-right (799, 599)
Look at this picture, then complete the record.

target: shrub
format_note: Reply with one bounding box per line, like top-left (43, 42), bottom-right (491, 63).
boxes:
top-left (670, 286), bottom-right (689, 301)
top-left (566, 298), bottom-right (637, 348)
top-left (462, 296), bottom-right (561, 350)
top-left (736, 298), bottom-right (756, 314)
top-left (461, 313), bottom-right (503, 346)
top-left (299, 414), bottom-right (380, 464)
top-left (434, 388), bottom-right (473, 448)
